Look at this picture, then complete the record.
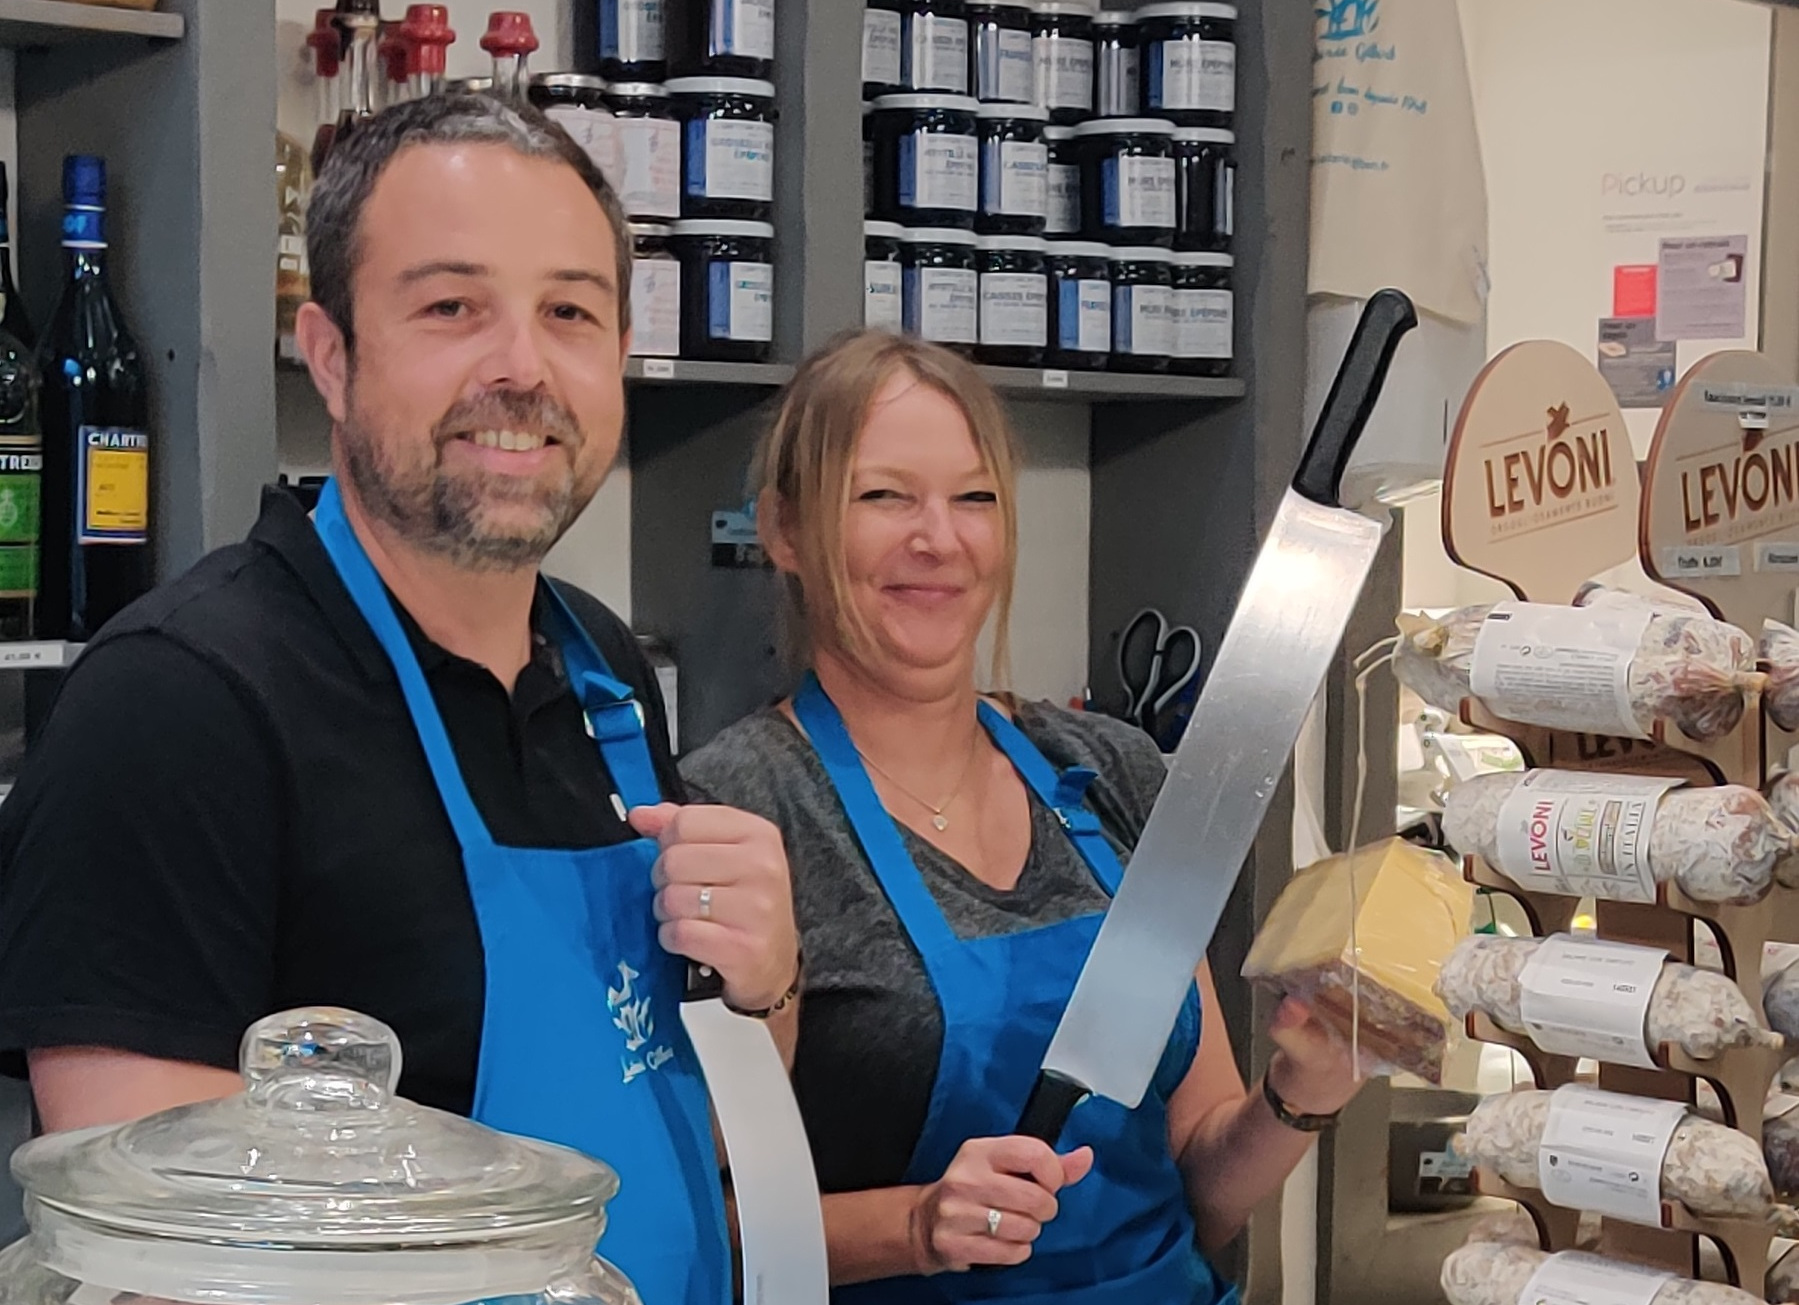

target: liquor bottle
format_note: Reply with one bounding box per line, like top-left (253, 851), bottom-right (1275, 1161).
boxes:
top-left (37, 156), bottom-right (151, 642)
top-left (276, 126), bottom-right (313, 361)
top-left (306, 7), bottom-right (342, 177)
top-left (402, 5), bottom-right (456, 99)
top-left (328, 0), bottom-right (383, 161)
top-left (481, 12), bottom-right (539, 105)
top-left (0, 165), bottom-right (33, 353)
top-left (0, 325), bottom-right (42, 642)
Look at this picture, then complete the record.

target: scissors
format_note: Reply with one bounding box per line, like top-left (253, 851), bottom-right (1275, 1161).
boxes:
top-left (1117, 607), bottom-right (1202, 747)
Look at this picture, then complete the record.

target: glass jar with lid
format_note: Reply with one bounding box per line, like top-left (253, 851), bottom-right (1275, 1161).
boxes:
top-left (529, 73), bottom-right (618, 181)
top-left (969, 0), bottom-right (1036, 104)
top-left (0, 1007), bottom-right (640, 1304)
top-left (606, 81), bottom-right (684, 219)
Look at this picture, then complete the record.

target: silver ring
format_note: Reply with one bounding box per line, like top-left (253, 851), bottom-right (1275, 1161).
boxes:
top-left (986, 1207), bottom-right (1002, 1237)
top-left (698, 886), bottom-right (713, 920)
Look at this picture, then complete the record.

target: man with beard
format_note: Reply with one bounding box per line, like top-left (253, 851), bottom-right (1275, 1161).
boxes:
top-left (0, 96), bottom-right (797, 1305)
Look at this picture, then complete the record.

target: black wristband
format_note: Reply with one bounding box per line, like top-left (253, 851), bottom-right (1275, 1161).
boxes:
top-left (724, 954), bottom-right (802, 1020)
top-left (1262, 1072), bottom-right (1338, 1133)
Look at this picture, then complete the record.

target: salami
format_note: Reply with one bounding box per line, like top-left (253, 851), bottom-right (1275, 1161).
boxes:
top-left (1442, 772), bottom-right (1794, 905)
top-left (1763, 619), bottom-right (1799, 733)
top-left (1761, 773), bottom-right (1799, 890)
top-left (1437, 935), bottom-right (1780, 1061)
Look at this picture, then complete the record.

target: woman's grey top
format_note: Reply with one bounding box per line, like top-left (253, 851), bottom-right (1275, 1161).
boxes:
top-left (679, 699), bottom-right (1168, 1191)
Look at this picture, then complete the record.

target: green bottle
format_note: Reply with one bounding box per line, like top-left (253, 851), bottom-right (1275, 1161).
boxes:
top-left (0, 321), bottom-right (42, 640)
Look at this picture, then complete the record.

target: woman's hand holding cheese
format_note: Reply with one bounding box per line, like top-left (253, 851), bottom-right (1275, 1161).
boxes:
top-left (634, 803), bottom-right (800, 1015)
top-left (1265, 997), bottom-right (1362, 1118)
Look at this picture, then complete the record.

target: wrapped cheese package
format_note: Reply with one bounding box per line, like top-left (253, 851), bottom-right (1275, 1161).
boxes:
top-left (1455, 1088), bottom-right (1774, 1219)
top-left (1436, 934), bottom-right (1780, 1062)
top-left (1443, 1243), bottom-right (1764, 1305)
top-left (1241, 838), bottom-right (1472, 1083)
top-left (1441, 770), bottom-right (1794, 905)
top-left (1394, 598), bottom-right (1759, 743)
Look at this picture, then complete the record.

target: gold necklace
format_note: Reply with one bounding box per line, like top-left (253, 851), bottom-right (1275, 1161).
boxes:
top-left (857, 728), bottom-right (983, 832)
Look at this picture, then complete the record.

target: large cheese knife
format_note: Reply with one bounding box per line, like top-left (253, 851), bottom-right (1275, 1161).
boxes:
top-left (683, 966), bottom-right (830, 1304)
top-left (1016, 288), bottom-right (1418, 1141)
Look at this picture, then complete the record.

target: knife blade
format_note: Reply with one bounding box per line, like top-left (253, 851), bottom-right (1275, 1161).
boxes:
top-left (1016, 288), bottom-right (1419, 1141)
top-left (682, 964), bottom-right (830, 1305)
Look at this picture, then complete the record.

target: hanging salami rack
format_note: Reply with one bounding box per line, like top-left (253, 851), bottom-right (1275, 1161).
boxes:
top-left (1421, 344), bottom-right (1799, 1295)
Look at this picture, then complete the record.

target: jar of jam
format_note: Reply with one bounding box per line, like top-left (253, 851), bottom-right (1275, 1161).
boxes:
top-left (976, 233), bottom-right (1048, 367)
top-left (1172, 125), bottom-right (1233, 253)
top-left (667, 76), bottom-right (777, 221)
top-left (598, 0), bottom-right (667, 82)
top-left (865, 220), bottom-right (905, 331)
top-left (976, 100), bottom-right (1048, 236)
top-left (528, 73), bottom-right (617, 181)
top-left (628, 221), bottom-right (682, 358)
top-left (900, 225), bottom-right (979, 353)
top-left (969, 0), bottom-right (1035, 104)
top-left (1108, 244), bottom-right (1172, 372)
top-left (1044, 239), bottom-right (1110, 370)
top-left (1169, 249), bottom-right (1231, 376)
top-left (606, 82), bottom-right (683, 219)
top-left (872, 93), bottom-right (980, 228)
top-left (902, 0), bottom-right (971, 94)
top-left (683, 0), bottom-right (776, 80)
top-left (1093, 10), bottom-right (1140, 117)
top-left (1139, 2), bottom-right (1236, 128)
top-left (1030, 0), bottom-right (1096, 125)
top-left (864, 0), bottom-right (907, 98)
top-left (669, 218), bottom-right (775, 362)
top-left (1073, 116), bottom-right (1176, 247)
top-left (1043, 124), bottom-right (1080, 236)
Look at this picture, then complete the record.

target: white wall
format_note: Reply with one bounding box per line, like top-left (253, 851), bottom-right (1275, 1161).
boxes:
top-left (1402, 0), bottom-right (1773, 612)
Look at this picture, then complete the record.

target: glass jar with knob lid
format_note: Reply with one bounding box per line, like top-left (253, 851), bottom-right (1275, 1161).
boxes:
top-left (0, 1007), bottom-right (641, 1304)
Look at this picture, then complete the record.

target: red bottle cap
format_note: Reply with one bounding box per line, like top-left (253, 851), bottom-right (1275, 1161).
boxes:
top-left (306, 7), bottom-right (341, 78)
top-left (378, 21), bottom-right (410, 84)
top-left (479, 11), bottom-right (539, 57)
top-left (401, 4), bottom-right (456, 76)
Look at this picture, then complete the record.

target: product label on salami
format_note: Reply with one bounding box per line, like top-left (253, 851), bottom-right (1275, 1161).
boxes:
top-left (613, 116), bottom-right (683, 218)
top-left (1492, 770), bottom-right (1680, 902)
top-left (690, 118), bottom-right (774, 201)
top-left (1113, 284), bottom-right (1172, 356)
top-left (1518, 1251), bottom-right (1674, 1305)
top-left (602, 0), bottom-right (665, 64)
top-left (1058, 277), bottom-right (1110, 353)
top-left (865, 258), bottom-right (903, 332)
top-left (1148, 38), bottom-right (1236, 113)
top-left (714, 0), bottom-right (775, 61)
top-left (906, 14), bottom-right (969, 92)
top-left (1469, 601), bottom-right (1653, 738)
top-left (546, 105), bottom-right (619, 181)
top-left (899, 131), bottom-right (979, 212)
top-left (980, 27), bottom-right (1036, 103)
top-left (1102, 155), bottom-right (1176, 230)
top-left (79, 427), bottom-right (148, 545)
top-left (1172, 287), bottom-right (1232, 360)
top-left (1034, 35), bottom-right (1095, 110)
top-left (862, 8), bottom-right (903, 85)
top-left (707, 260), bottom-right (772, 341)
top-left (904, 265), bottom-right (978, 343)
top-left (630, 257), bottom-right (681, 358)
top-left (1046, 163), bottom-right (1080, 233)
top-left (1518, 934), bottom-right (1665, 1067)
top-left (979, 271), bottom-right (1047, 347)
top-left (1537, 1085), bottom-right (1683, 1224)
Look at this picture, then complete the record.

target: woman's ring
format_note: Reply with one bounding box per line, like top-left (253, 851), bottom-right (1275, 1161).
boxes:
top-left (698, 886), bottom-right (713, 920)
top-left (986, 1208), bottom-right (1002, 1237)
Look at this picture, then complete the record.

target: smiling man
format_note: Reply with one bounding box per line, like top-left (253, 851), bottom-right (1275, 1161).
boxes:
top-left (0, 97), bottom-right (799, 1305)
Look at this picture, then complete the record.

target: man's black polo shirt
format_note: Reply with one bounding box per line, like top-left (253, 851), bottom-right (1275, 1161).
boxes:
top-left (0, 486), bottom-right (680, 1115)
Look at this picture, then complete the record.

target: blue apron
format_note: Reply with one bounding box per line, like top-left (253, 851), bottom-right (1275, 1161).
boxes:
top-left (314, 480), bottom-right (730, 1305)
top-left (793, 675), bottom-right (1235, 1305)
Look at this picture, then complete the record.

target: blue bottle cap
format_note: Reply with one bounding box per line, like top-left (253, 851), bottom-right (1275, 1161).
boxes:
top-left (63, 155), bottom-right (106, 207)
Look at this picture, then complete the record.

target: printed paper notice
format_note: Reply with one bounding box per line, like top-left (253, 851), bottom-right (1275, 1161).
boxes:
top-left (1657, 235), bottom-right (1749, 343)
top-left (1518, 934), bottom-right (1665, 1067)
top-left (1470, 601), bottom-right (1652, 738)
top-left (1537, 1085), bottom-right (1684, 1224)
top-left (1519, 1251), bottom-right (1674, 1305)
top-left (1492, 770), bottom-right (1682, 902)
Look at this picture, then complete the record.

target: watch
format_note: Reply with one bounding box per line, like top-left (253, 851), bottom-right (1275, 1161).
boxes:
top-left (1262, 1072), bottom-right (1339, 1133)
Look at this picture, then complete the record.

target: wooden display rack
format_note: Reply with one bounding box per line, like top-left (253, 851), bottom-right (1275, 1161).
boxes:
top-left (1437, 345), bottom-right (1799, 1286)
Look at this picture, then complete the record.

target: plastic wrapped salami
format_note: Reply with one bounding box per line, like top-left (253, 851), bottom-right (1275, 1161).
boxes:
top-left (1436, 935), bottom-right (1781, 1060)
top-left (1393, 600), bottom-right (1759, 742)
top-left (1765, 944), bottom-right (1799, 1041)
top-left (1443, 1243), bottom-right (1764, 1305)
top-left (1455, 1089), bottom-right (1775, 1218)
top-left (1765, 1101), bottom-right (1799, 1196)
top-left (1771, 1240), bottom-right (1799, 1303)
top-left (1441, 771), bottom-right (1795, 905)
top-left (1763, 620), bottom-right (1799, 733)
top-left (1762, 774), bottom-right (1799, 890)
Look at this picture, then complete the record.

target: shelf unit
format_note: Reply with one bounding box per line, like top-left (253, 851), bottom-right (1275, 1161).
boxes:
top-left (0, 0), bottom-right (183, 47)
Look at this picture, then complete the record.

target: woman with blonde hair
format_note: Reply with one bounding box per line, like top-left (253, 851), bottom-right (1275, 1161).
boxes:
top-left (680, 330), bottom-right (1359, 1302)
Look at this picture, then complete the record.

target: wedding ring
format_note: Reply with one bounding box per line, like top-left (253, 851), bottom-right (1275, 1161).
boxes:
top-left (698, 886), bottom-right (713, 920)
top-left (986, 1208), bottom-right (1002, 1237)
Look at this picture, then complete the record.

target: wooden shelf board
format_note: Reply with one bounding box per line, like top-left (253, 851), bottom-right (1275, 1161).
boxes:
top-left (0, 1), bottom-right (183, 47)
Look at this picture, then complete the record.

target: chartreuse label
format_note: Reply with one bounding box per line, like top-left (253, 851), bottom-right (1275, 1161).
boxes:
top-left (0, 451), bottom-right (40, 597)
top-left (79, 426), bottom-right (148, 544)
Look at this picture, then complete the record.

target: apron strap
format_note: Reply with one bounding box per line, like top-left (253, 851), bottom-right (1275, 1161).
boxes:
top-left (542, 584), bottom-right (665, 813)
top-left (314, 479), bottom-right (496, 854)
top-left (976, 703), bottom-right (1127, 896)
top-left (793, 672), bottom-right (961, 956)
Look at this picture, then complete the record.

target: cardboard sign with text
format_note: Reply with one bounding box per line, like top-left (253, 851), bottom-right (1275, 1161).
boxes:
top-left (1442, 339), bottom-right (1640, 603)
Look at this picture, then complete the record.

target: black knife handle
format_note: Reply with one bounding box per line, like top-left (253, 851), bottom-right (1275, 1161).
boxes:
top-left (685, 960), bottom-right (724, 1003)
top-left (1013, 1070), bottom-right (1090, 1146)
top-left (1291, 288), bottom-right (1419, 510)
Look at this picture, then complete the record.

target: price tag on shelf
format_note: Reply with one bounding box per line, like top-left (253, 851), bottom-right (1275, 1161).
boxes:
top-left (641, 358), bottom-right (677, 380)
top-left (1040, 369), bottom-right (1069, 389)
top-left (0, 643), bottom-right (69, 670)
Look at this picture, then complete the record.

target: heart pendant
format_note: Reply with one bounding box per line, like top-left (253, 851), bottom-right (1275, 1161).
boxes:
top-left (932, 815), bottom-right (949, 831)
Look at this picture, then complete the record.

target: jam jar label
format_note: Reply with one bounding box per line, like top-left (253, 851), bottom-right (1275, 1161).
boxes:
top-left (1173, 286), bottom-right (1232, 359)
top-left (708, 259), bottom-right (774, 341)
top-left (690, 118), bottom-right (775, 201)
top-left (713, 0), bottom-right (775, 60)
top-left (1046, 163), bottom-right (1080, 233)
top-left (1149, 38), bottom-right (1236, 113)
top-left (1103, 155), bottom-right (1176, 230)
top-left (630, 258), bottom-right (682, 357)
top-left (981, 139), bottom-right (1048, 218)
top-left (1034, 35), bottom-right (1095, 111)
top-left (900, 131), bottom-right (979, 212)
top-left (906, 14), bottom-right (970, 92)
top-left (863, 8), bottom-right (903, 85)
top-left (1113, 283), bottom-right (1172, 355)
top-left (981, 27), bottom-right (1036, 103)
top-left (614, 117), bottom-right (683, 217)
top-left (979, 271), bottom-right (1048, 346)
top-left (865, 258), bottom-right (904, 331)
top-left (905, 265), bottom-right (979, 343)
top-left (1058, 276), bottom-right (1111, 353)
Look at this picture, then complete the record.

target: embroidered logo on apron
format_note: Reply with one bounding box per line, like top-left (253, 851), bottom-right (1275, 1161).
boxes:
top-left (608, 961), bottom-right (675, 1082)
